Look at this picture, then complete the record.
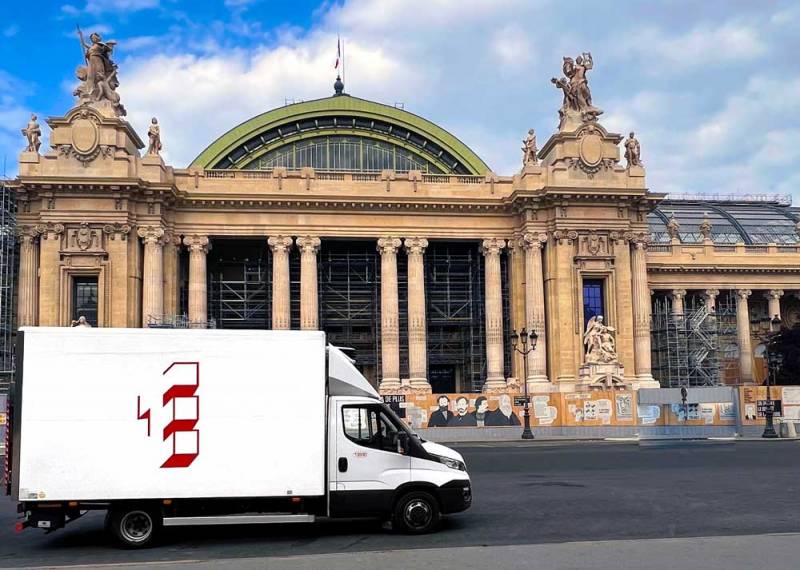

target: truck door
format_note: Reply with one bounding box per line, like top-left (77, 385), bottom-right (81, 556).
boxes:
top-left (331, 402), bottom-right (410, 517)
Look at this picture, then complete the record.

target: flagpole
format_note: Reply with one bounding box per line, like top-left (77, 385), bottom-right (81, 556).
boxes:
top-left (342, 37), bottom-right (346, 88)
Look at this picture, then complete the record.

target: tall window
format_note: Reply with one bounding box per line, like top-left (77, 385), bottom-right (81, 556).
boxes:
top-left (582, 279), bottom-right (605, 330)
top-left (72, 276), bottom-right (98, 326)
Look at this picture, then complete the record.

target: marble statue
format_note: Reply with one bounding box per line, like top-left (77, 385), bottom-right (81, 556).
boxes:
top-left (667, 213), bottom-right (680, 240)
top-left (521, 129), bottom-right (538, 166)
top-left (147, 117), bottom-right (162, 156)
top-left (74, 27), bottom-right (126, 116)
top-left (71, 315), bottom-right (92, 327)
top-left (583, 315), bottom-right (618, 364)
top-left (21, 113), bottom-right (41, 153)
top-left (624, 132), bottom-right (641, 167)
top-left (551, 52), bottom-right (603, 125)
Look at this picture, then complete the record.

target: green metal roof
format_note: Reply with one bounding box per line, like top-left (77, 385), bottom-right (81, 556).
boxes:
top-left (190, 94), bottom-right (490, 175)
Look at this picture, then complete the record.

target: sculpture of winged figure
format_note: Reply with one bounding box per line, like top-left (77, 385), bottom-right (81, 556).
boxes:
top-left (583, 315), bottom-right (618, 364)
top-left (74, 26), bottom-right (126, 116)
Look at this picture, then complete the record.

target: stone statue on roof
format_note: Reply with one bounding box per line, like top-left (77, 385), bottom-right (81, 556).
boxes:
top-left (74, 26), bottom-right (126, 116)
top-left (667, 213), bottom-right (680, 240)
top-left (21, 113), bottom-right (41, 153)
top-left (624, 132), bottom-right (641, 167)
top-left (699, 214), bottom-right (713, 241)
top-left (551, 52), bottom-right (603, 129)
top-left (147, 117), bottom-right (162, 156)
top-left (521, 129), bottom-right (538, 166)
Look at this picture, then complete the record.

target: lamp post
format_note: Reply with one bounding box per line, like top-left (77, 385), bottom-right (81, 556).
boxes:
top-left (763, 314), bottom-right (781, 439)
top-left (511, 327), bottom-right (538, 440)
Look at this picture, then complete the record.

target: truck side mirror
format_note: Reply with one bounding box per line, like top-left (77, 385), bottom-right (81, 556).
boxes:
top-left (396, 432), bottom-right (409, 455)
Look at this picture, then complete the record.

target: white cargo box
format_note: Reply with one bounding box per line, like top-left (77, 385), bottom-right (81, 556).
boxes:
top-left (15, 328), bottom-right (326, 502)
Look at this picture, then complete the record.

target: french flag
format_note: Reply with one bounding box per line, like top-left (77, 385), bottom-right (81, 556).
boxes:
top-left (334, 36), bottom-right (341, 69)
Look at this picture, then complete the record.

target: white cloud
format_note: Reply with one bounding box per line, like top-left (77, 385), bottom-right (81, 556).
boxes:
top-left (62, 0), bottom-right (159, 15)
top-left (3, 25), bottom-right (19, 38)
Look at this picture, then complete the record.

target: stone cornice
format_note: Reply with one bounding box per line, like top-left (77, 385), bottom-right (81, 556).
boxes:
top-left (647, 265), bottom-right (800, 274)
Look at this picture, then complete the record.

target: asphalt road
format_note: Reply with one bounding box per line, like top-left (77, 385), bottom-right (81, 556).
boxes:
top-left (1, 441), bottom-right (799, 568)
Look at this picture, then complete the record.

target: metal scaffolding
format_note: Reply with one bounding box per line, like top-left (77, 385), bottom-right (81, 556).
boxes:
top-left (0, 181), bottom-right (15, 390)
top-left (208, 240), bottom-right (271, 329)
top-left (651, 294), bottom-right (737, 387)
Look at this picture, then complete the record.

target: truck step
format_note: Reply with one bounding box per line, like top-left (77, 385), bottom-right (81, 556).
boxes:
top-left (163, 514), bottom-right (315, 527)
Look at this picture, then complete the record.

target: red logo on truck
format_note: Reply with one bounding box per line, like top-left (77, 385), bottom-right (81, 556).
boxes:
top-left (137, 361), bottom-right (200, 469)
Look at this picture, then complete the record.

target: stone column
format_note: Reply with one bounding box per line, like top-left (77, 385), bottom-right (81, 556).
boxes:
top-left (17, 226), bottom-right (40, 327)
top-left (671, 289), bottom-right (686, 315)
top-left (482, 238), bottom-right (507, 391)
top-left (378, 237), bottom-right (402, 391)
top-left (404, 237), bottom-right (429, 391)
top-left (735, 289), bottom-right (753, 383)
top-left (630, 238), bottom-right (654, 382)
top-left (184, 235), bottom-right (210, 327)
top-left (704, 289), bottom-right (719, 313)
top-left (766, 289), bottom-right (783, 321)
top-left (138, 226), bottom-right (165, 327)
top-left (296, 236), bottom-right (321, 330)
top-left (162, 233), bottom-right (181, 318)
top-left (268, 236), bottom-right (293, 330)
top-left (522, 232), bottom-right (548, 385)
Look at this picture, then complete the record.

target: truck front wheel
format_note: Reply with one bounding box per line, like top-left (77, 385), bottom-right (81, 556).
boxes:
top-left (393, 491), bottom-right (440, 534)
top-left (108, 506), bottom-right (161, 548)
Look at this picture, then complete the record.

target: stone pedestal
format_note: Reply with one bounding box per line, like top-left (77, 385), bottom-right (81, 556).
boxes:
top-left (578, 361), bottom-right (627, 389)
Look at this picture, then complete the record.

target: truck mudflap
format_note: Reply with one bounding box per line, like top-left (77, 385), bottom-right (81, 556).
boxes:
top-left (438, 479), bottom-right (472, 514)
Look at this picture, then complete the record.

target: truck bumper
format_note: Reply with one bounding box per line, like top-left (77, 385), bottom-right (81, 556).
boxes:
top-left (439, 479), bottom-right (472, 514)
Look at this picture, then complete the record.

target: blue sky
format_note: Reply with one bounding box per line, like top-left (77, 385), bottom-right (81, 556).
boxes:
top-left (2, 0), bottom-right (799, 201)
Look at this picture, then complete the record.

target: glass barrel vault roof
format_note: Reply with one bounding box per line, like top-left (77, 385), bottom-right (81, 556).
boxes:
top-left (648, 200), bottom-right (800, 245)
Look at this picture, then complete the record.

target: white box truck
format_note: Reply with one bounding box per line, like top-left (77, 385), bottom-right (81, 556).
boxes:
top-left (7, 328), bottom-right (471, 547)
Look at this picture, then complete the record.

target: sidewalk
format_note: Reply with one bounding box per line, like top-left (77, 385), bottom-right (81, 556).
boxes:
top-left (18, 533), bottom-right (800, 570)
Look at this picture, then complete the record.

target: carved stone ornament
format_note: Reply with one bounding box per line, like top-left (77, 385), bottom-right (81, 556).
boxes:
top-left (552, 230), bottom-right (579, 245)
top-left (267, 235), bottom-right (293, 254)
top-left (68, 222), bottom-right (101, 251)
top-left (184, 234), bottom-right (211, 253)
top-left (403, 237), bottom-right (428, 256)
top-left (522, 232), bottom-right (548, 249)
top-left (377, 237), bottom-right (402, 255)
top-left (699, 214), bottom-right (713, 240)
top-left (551, 51), bottom-right (603, 130)
top-left (583, 315), bottom-right (618, 364)
top-left (580, 231), bottom-right (607, 256)
top-left (102, 222), bottom-right (132, 240)
top-left (666, 213), bottom-right (680, 239)
top-left (21, 113), bottom-right (42, 153)
top-left (74, 27), bottom-right (126, 117)
top-left (296, 236), bottom-right (321, 254)
top-left (137, 225), bottom-right (165, 245)
top-left (35, 222), bottom-right (65, 239)
top-left (480, 238), bottom-right (506, 256)
top-left (569, 124), bottom-right (615, 177)
top-left (60, 109), bottom-right (114, 166)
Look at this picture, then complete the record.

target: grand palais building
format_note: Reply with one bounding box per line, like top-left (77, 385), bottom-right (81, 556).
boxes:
top-left (8, 43), bottom-right (800, 431)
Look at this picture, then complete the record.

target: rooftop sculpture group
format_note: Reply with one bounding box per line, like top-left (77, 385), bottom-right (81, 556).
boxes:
top-left (551, 52), bottom-right (603, 129)
top-left (74, 27), bottom-right (126, 117)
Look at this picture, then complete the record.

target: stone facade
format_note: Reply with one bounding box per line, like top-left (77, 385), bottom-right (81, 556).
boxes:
top-left (11, 77), bottom-right (800, 396)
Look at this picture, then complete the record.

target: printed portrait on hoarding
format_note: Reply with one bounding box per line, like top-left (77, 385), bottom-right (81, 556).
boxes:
top-left (427, 395), bottom-right (454, 427)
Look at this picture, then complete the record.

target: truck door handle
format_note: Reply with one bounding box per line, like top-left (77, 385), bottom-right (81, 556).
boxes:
top-left (338, 457), bottom-right (348, 472)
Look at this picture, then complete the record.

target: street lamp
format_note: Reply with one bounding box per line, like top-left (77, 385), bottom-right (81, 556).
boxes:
top-left (763, 314), bottom-right (782, 439)
top-left (511, 327), bottom-right (538, 440)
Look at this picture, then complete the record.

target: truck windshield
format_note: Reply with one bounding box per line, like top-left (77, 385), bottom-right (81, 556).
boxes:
top-left (379, 403), bottom-right (419, 439)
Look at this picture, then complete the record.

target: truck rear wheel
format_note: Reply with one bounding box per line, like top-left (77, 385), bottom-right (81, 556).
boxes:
top-left (108, 506), bottom-right (161, 548)
top-left (393, 491), bottom-right (440, 534)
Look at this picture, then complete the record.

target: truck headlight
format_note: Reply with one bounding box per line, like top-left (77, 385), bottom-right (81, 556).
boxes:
top-left (433, 454), bottom-right (466, 471)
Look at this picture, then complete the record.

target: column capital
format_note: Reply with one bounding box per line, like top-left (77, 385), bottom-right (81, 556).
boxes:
top-left (735, 289), bottom-right (752, 300)
top-left (183, 234), bottom-right (210, 253)
top-left (481, 237), bottom-right (506, 256)
top-left (137, 225), bottom-right (165, 245)
top-left (403, 237), bottom-right (428, 255)
top-left (521, 232), bottom-right (548, 250)
top-left (17, 225), bottom-right (40, 245)
top-left (163, 231), bottom-right (182, 248)
top-left (377, 237), bottom-right (402, 255)
top-left (671, 289), bottom-right (687, 299)
top-left (268, 235), bottom-right (293, 253)
top-left (766, 289), bottom-right (784, 300)
top-left (296, 235), bottom-right (321, 254)
top-left (35, 222), bottom-right (65, 240)
top-left (704, 288), bottom-right (720, 298)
